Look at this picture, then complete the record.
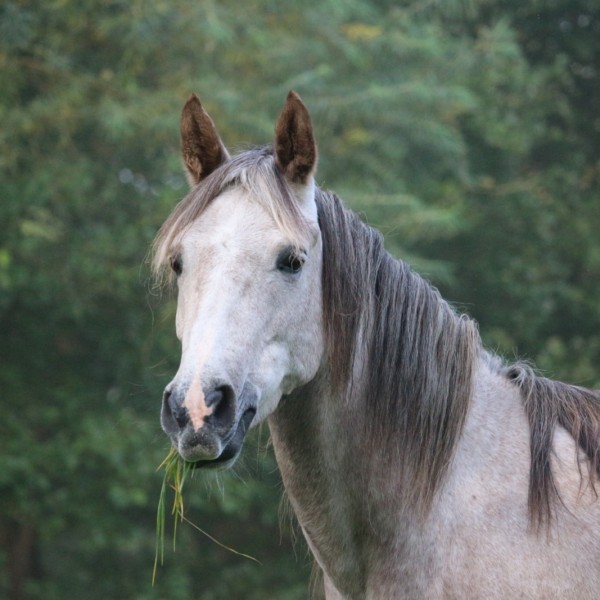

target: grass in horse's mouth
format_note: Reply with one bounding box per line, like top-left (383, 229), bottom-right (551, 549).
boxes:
top-left (153, 447), bottom-right (192, 584)
top-left (152, 447), bottom-right (260, 584)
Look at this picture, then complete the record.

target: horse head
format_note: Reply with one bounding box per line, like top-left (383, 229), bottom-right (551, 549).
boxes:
top-left (155, 92), bottom-right (325, 467)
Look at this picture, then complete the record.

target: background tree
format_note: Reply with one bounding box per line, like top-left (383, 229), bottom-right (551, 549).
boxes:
top-left (1, 1), bottom-right (598, 598)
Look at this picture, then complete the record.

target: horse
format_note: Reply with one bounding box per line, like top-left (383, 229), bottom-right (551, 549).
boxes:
top-left (152, 91), bottom-right (600, 599)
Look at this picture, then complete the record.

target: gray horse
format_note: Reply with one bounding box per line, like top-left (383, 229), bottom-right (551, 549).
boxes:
top-left (153, 92), bottom-right (600, 599)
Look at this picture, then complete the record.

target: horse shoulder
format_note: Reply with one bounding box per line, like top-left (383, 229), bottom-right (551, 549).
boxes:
top-left (550, 423), bottom-right (600, 524)
top-left (437, 360), bottom-right (600, 598)
top-left (450, 361), bottom-right (532, 511)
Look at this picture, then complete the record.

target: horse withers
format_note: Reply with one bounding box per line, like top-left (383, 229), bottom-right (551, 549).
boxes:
top-left (152, 91), bottom-right (600, 599)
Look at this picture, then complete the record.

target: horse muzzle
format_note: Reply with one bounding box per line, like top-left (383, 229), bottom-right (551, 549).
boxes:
top-left (161, 382), bottom-right (257, 467)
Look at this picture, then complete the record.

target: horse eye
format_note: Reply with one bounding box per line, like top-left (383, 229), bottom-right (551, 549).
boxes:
top-left (276, 248), bottom-right (305, 274)
top-left (170, 254), bottom-right (183, 276)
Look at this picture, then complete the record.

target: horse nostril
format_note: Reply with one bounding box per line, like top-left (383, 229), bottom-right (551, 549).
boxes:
top-left (163, 386), bottom-right (189, 430)
top-left (205, 385), bottom-right (235, 429)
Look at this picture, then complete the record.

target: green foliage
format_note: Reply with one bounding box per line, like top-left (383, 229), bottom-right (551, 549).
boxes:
top-left (1, 0), bottom-right (599, 598)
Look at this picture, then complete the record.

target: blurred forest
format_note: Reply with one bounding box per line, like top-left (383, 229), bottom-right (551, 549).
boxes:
top-left (1, 0), bottom-right (599, 598)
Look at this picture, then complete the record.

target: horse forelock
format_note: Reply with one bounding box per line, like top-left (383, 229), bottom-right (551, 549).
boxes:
top-left (151, 146), bottom-right (313, 285)
top-left (316, 189), bottom-right (481, 512)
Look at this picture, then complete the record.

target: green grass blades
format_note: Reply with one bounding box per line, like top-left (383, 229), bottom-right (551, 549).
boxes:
top-left (153, 447), bottom-right (192, 584)
top-left (152, 447), bottom-right (262, 584)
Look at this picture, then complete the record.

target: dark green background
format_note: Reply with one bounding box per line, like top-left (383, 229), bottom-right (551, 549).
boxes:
top-left (2, 1), bottom-right (599, 597)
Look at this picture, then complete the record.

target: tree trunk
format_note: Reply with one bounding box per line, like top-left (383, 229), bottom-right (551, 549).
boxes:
top-left (1, 519), bottom-right (41, 600)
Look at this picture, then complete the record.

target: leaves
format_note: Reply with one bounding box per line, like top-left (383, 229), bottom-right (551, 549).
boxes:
top-left (2, 0), bottom-right (600, 598)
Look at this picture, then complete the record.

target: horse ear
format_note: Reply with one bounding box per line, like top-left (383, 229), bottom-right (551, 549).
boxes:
top-left (274, 91), bottom-right (318, 184)
top-left (180, 94), bottom-right (230, 186)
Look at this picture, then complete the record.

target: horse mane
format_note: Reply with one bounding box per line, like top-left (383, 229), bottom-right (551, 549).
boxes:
top-left (316, 189), bottom-right (600, 524)
top-left (505, 363), bottom-right (600, 529)
top-left (316, 189), bottom-right (481, 511)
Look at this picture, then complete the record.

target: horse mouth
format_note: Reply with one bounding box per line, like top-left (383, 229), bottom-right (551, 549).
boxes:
top-left (181, 406), bottom-right (256, 469)
top-left (189, 442), bottom-right (239, 470)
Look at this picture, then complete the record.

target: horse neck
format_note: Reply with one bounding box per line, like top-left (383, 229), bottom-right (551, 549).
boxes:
top-left (268, 373), bottom-right (422, 594)
top-left (267, 358), bottom-right (531, 598)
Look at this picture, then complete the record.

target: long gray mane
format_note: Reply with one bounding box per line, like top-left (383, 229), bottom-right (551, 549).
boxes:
top-left (316, 188), bottom-right (600, 526)
top-left (316, 190), bottom-right (481, 511)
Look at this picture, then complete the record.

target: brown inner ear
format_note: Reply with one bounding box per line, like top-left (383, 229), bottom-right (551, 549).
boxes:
top-left (274, 91), bottom-right (317, 184)
top-left (180, 94), bottom-right (229, 186)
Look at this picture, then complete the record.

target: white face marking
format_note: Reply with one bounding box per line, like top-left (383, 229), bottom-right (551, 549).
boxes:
top-left (170, 184), bottom-right (324, 429)
top-left (182, 376), bottom-right (212, 430)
